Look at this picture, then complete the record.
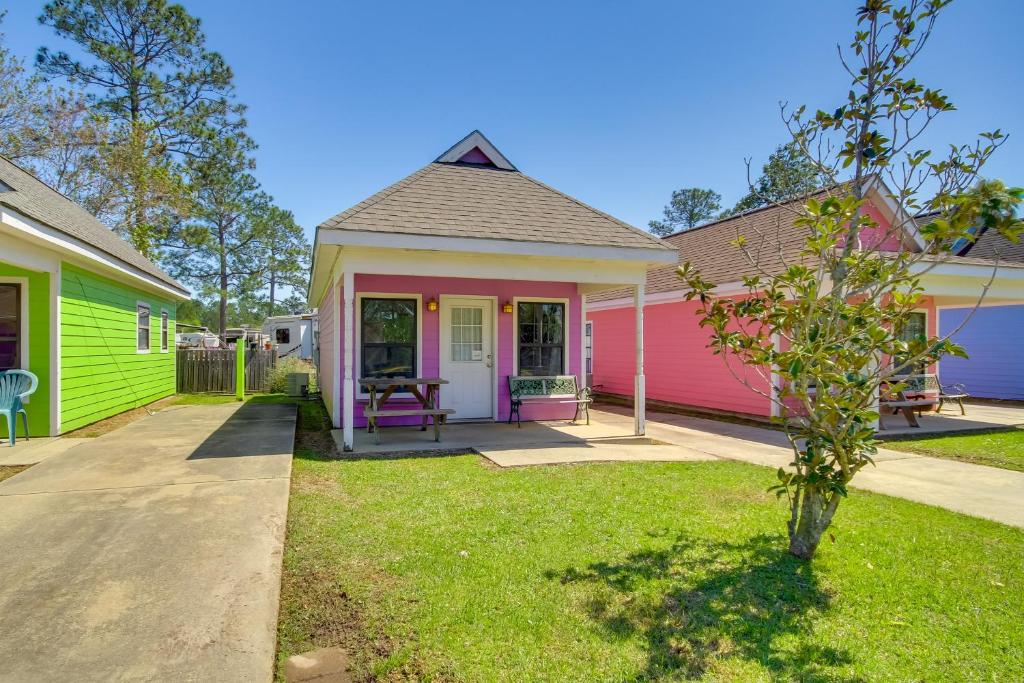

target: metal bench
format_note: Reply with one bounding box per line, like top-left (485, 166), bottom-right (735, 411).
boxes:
top-left (507, 375), bottom-right (592, 427)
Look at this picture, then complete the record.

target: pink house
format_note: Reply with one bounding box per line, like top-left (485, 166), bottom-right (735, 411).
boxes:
top-left (309, 131), bottom-right (676, 450)
top-left (586, 179), bottom-right (1024, 421)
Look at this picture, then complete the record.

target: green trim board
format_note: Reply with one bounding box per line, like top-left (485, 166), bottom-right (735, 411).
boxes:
top-left (0, 261), bottom-right (50, 437)
top-left (60, 263), bottom-right (177, 432)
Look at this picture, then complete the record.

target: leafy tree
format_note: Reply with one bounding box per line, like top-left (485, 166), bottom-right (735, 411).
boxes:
top-left (679, 0), bottom-right (1023, 560)
top-left (0, 11), bottom-right (106, 202)
top-left (725, 141), bottom-right (824, 216)
top-left (648, 187), bottom-right (722, 236)
top-left (251, 205), bottom-right (310, 317)
top-left (166, 133), bottom-right (265, 333)
top-left (37, 0), bottom-right (244, 256)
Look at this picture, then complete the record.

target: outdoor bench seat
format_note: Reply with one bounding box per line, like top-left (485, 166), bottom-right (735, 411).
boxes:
top-left (363, 407), bottom-right (454, 444)
top-left (507, 375), bottom-right (591, 427)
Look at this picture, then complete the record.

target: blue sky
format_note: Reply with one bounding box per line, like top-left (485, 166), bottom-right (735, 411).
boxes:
top-left (3, 0), bottom-right (1022, 242)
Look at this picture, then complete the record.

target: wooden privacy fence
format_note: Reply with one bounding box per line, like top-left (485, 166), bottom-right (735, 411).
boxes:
top-left (177, 349), bottom-right (277, 393)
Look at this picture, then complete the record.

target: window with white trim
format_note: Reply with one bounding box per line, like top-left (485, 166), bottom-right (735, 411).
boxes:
top-left (137, 303), bottom-right (151, 352)
top-left (517, 301), bottom-right (565, 375)
top-left (894, 311), bottom-right (927, 374)
top-left (360, 297), bottom-right (417, 387)
top-left (585, 321), bottom-right (593, 376)
top-left (276, 327), bottom-right (291, 344)
top-left (160, 310), bottom-right (169, 352)
top-left (0, 284), bottom-right (20, 370)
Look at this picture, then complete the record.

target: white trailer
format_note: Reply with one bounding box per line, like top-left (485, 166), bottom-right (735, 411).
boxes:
top-left (261, 313), bottom-right (316, 359)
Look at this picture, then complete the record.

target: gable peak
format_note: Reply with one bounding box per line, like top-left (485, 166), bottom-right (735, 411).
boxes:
top-left (434, 130), bottom-right (517, 171)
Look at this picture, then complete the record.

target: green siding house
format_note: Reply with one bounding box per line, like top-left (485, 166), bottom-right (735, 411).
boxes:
top-left (0, 156), bottom-right (190, 438)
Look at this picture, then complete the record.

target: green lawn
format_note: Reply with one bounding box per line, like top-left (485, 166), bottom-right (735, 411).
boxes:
top-left (276, 403), bottom-right (1024, 681)
top-left (884, 427), bottom-right (1024, 472)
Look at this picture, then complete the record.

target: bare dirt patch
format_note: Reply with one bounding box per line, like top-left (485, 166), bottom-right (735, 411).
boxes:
top-left (0, 465), bottom-right (31, 483)
top-left (64, 396), bottom-right (181, 438)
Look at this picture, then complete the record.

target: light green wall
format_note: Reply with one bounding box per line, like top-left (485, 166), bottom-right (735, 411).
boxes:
top-left (0, 261), bottom-right (50, 437)
top-left (60, 263), bottom-right (177, 432)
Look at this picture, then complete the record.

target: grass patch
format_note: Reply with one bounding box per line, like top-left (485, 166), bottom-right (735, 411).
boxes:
top-left (0, 465), bottom-right (30, 483)
top-left (885, 427), bottom-right (1024, 472)
top-left (277, 401), bottom-right (1024, 681)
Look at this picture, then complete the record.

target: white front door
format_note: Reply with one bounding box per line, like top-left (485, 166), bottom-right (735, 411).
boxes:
top-left (440, 298), bottom-right (494, 419)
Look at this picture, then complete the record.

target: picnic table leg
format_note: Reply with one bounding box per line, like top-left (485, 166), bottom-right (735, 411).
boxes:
top-left (902, 406), bottom-right (920, 428)
top-left (433, 413), bottom-right (441, 442)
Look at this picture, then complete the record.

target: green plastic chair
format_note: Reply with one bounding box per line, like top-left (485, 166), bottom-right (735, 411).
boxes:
top-left (0, 369), bottom-right (38, 447)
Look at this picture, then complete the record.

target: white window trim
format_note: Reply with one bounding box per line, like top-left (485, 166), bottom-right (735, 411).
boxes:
top-left (354, 292), bottom-right (423, 398)
top-left (136, 301), bottom-right (152, 354)
top-left (0, 276), bottom-right (30, 375)
top-left (511, 296), bottom-right (571, 377)
top-left (160, 309), bottom-right (169, 353)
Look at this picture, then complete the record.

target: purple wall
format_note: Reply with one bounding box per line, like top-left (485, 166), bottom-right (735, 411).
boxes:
top-left (939, 305), bottom-right (1024, 400)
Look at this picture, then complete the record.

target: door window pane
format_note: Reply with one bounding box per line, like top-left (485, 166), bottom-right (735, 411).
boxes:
top-left (895, 311), bottom-right (927, 374)
top-left (450, 306), bottom-right (483, 362)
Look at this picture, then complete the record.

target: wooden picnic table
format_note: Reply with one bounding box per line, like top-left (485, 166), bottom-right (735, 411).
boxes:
top-left (879, 374), bottom-right (939, 429)
top-left (358, 377), bottom-right (453, 444)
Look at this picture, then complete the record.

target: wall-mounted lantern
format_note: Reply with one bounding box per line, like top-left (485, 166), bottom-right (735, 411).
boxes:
top-left (426, 298), bottom-right (439, 312)
top-left (502, 301), bottom-right (514, 314)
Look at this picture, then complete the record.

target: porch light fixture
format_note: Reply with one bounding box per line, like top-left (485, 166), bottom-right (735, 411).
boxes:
top-left (426, 298), bottom-right (439, 312)
top-left (502, 301), bottom-right (514, 314)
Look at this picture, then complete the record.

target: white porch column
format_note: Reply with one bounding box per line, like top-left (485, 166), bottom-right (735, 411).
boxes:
top-left (330, 271), bottom-right (341, 430)
top-left (634, 283), bottom-right (645, 436)
top-left (342, 270), bottom-right (355, 451)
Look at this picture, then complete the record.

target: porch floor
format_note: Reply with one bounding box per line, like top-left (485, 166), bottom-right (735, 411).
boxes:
top-left (878, 401), bottom-right (1024, 436)
top-left (332, 418), bottom-right (717, 466)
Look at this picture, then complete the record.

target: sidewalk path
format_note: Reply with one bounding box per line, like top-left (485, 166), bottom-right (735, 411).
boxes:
top-left (0, 402), bottom-right (296, 682)
top-left (594, 406), bottom-right (1024, 529)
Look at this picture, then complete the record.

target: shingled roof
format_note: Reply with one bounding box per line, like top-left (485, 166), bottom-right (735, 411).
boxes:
top-left (960, 226), bottom-right (1024, 263)
top-left (0, 156), bottom-right (187, 295)
top-left (317, 131), bottom-right (671, 252)
top-left (589, 186), bottom-right (1024, 304)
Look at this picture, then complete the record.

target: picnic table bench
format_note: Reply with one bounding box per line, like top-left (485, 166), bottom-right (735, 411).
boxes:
top-left (359, 377), bottom-right (454, 444)
top-left (879, 373), bottom-right (970, 428)
top-left (507, 375), bottom-right (591, 427)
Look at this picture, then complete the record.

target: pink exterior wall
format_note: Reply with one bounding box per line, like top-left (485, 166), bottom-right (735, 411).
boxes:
top-left (838, 201), bottom-right (908, 252)
top-left (588, 299), bottom-right (772, 417)
top-left (330, 274), bottom-right (583, 428)
top-left (318, 282), bottom-right (336, 420)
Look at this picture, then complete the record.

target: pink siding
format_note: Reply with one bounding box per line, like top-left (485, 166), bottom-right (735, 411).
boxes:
top-left (318, 281), bottom-right (336, 421)
top-left (589, 300), bottom-right (772, 417)
top-left (332, 274), bottom-right (583, 428)
top-left (839, 202), bottom-right (909, 252)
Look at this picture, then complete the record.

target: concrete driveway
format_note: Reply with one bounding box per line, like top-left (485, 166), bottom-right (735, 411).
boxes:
top-left (0, 401), bottom-right (296, 682)
top-left (594, 406), bottom-right (1024, 529)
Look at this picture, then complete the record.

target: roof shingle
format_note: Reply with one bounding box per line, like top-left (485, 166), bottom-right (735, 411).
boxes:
top-left (318, 162), bottom-right (672, 252)
top-left (0, 156), bottom-right (187, 294)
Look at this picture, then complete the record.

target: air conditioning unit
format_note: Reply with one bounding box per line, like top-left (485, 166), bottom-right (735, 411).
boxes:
top-left (286, 372), bottom-right (309, 397)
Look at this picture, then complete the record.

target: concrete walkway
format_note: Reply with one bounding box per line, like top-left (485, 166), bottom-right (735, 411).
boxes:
top-left (0, 402), bottom-right (296, 682)
top-left (595, 406), bottom-right (1024, 529)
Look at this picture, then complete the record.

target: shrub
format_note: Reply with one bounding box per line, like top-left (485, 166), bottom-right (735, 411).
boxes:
top-left (269, 356), bottom-right (318, 394)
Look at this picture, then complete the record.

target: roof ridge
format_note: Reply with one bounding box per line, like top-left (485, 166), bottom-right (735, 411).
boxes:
top-left (318, 163), bottom-right (441, 229)
top-left (517, 172), bottom-right (671, 249)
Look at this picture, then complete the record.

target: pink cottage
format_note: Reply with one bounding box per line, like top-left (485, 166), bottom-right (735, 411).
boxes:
top-left (309, 131), bottom-right (676, 450)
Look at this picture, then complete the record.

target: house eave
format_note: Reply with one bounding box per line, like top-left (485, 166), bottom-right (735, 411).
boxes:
top-left (0, 205), bottom-right (190, 300)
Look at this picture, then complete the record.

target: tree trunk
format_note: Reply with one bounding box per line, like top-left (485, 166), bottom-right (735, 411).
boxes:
top-left (268, 270), bottom-right (276, 318)
top-left (218, 228), bottom-right (228, 334)
top-left (787, 485), bottom-right (841, 560)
